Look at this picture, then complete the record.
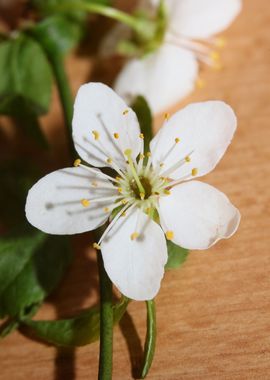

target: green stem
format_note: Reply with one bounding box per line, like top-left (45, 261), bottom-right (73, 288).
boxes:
top-left (49, 53), bottom-right (76, 159)
top-left (55, 2), bottom-right (140, 33)
top-left (141, 300), bottom-right (156, 378)
top-left (97, 251), bottom-right (114, 380)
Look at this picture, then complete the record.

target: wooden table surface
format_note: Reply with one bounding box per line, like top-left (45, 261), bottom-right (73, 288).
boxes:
top-left (1, 0), bottom-right (270, 379)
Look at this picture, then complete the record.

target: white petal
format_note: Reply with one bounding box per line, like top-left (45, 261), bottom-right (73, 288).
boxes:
top-left (159, 181), bottom-right (240, 250)
top-left (101, 208), bottom-right (167, 300)
top-left (150, 101), bottom-right (237, 180)
top-left (72, 82), bottom-right (141, 169)
top-left (114, 45), bottom-right (198, 115)
top-left (25, 167), bottom-right (117, 235)
top-left (148, 0), bottom-right (242, 39)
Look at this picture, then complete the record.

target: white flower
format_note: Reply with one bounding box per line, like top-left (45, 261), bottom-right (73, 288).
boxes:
top-left (25, 83), bottom-right (240, 301)
top-left (114, 0), bottom-right (242, 114)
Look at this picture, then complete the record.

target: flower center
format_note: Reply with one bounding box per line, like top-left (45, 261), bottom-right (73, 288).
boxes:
top-left (130, 176), bottom-right (152, 200)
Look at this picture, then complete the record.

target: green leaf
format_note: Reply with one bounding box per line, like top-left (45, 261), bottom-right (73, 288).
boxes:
top-left (165, 240), bottom-right (189, 270)
top-left (141, 300), bottom-right (156, 378)
top-left (23, 297), bottom-right (129, 347)
top-left (0, 34), bottom-right (53, 116)
top-left (131, 96), bottom-right (153, 152)
top-left (29, 14), bottom-right (84, 56)
top-left (0, 231), bottom-right (72, 319)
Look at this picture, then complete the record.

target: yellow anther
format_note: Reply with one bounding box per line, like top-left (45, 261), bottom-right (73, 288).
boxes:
top-left (122, 109), bottom-right (129, 115)
top-left (91, 181), bottom-right (98, 187)
top-left (73, 158), bottom-right (81, 167)
top-left (107, 157), bottom-right (113, 164)
top-left (164, 189), bottom-right (171, 195)
top-left (196, 78), bottom-right (205, 89)
top-left (117, 187), bottom-right (123, 193)
top-left (139, 133), bottom-right (144, 139)
top-left (121, 212), bottom-right (126, 217)
top-left (103, 207), bottom-right (110, 213)
top-left (215, 37), bottom-right (226, 48)
top-left (185, 156), bottom-right (191, 162)
top-left (130, 232), bottom-right (139, 240)
top-left (191, 168), bottom-right (198, 176)
top-left (139, 153), bottom-right (145, 160)
top-left (92, 130), bottom-right (100, 140)
top-left (115, 176), bottom-right (121, 181)
top-left (140, 192), bottom-right (145, 200)
top-left (159, 163), bottom-right (164, 167)
top-left (93, 242), bottom-right (101, 250)
top-left (81, 199), bottom-right (90, 207)
top-left (124, 148), bottom-right (132, 156)
top-left (121, 199), bottom-right (128, 205)
top-left (175, 137), bottom-right (180, 144)
top-left (113, 132), bottom-right (119, 139)
top-left (145, 207), bottom-right (150, 214)
top-left (164, 112), bottom-right (170, 121)
top-left (166, 231), bottom-right (174, 240)
top-left (146, 152), bottom-right (151, 157)
top-left (210, 50), bottom-right (220, 62)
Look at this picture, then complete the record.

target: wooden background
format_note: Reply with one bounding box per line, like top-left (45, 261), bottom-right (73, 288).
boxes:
top-left (1, 0), bottom-right (270, 378)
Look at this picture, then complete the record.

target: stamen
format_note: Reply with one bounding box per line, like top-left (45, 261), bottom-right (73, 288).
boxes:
top-left (106, 157), bottom-right (113, 164)
top-left (130, 232), bottom-right (139, 240)
top-left (81, 199), bottom-right (90, 207)
top-left (124, 149), bottom-right (145, 196)
top-left (92, 130), bottom-right (100, 140)
top-left (122, 109), bottom-right (129, 115)
top-left (103, 207), bottom-right (110, 213)
top-left (139, 133), bottom-right (144, 139)
top-left (78, 164), bottom-right (120, 184)
top-left (164, 112), bottom-right (170, 121)
top-left (160, 150), bottom-right (194, 177)
top-left (175, 137), bottom-right (180, 144)
top-left (191, 168), bottom-right (198, 176)
top-left (113, 132), bottom-right (119, 139)
top-left (73, 158), bottom-right (81, 167)
top-left (93, 242), bottom-right (101, 250)
top-left (140, 192), bottom-right (145, 200)
top-left (185, 156), bottom-right (191, 162)
top-left (166, 231), bottom-right (174, 240)
top-left (98, 202), bottom-right (137, 245)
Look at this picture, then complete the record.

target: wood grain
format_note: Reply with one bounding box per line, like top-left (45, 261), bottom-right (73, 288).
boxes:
top-left (1, 0), bottom-right (270, 378)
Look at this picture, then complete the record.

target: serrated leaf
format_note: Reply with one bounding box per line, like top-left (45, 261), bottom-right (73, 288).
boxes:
top-left (165, 240), bottom-right (189, 270)
top-left (23, 297), bottom-right (129, 347)
top-left (131, 95), bottom-right (153, 152)
top-left (0, 231), bottom-right (72, 319)
top-left (0, 34), bottom-right (53, 116)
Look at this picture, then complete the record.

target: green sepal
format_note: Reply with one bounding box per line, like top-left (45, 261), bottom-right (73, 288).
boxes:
top-left (165, 240), bottom-right (189, 270)
top-left (22, 297), bottom-right (130, 347)
top-left (131, 95), bottom-right (153, 152)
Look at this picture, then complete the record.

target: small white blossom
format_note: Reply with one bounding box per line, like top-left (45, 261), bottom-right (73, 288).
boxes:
top-left (114, 0), bottom-right (242, 114)
top-left (25, 83), bottom-right (240, 301)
